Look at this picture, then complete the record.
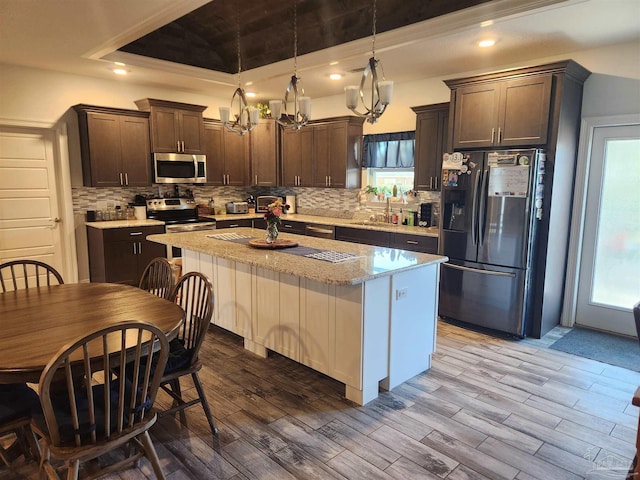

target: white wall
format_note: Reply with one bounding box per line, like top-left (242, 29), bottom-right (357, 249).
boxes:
top-left (2, 40), bottom-right (638, 130)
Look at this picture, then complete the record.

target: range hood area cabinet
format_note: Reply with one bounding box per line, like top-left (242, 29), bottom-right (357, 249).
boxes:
top-left (74, 105), bottom-right (151, 187)
top-left (203, 119), bottom-right (249, 186)
top-left (135, 98), bottom-right (206, 154)
top-left (445, 66), bottom-right (557, 149)
top-left (250, 119), bottom-right (279, 187)
top-left (281, 116), bottom-right (364, 189)
top-left (411, 103), bottom-right (449, 191)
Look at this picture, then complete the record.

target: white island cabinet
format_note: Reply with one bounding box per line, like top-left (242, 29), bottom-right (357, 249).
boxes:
top-left (148, 228), bottom-right (447, 405)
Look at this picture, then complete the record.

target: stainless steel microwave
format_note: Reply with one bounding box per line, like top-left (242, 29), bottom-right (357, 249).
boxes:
top-left (153, 153), bottom-right (207, 184)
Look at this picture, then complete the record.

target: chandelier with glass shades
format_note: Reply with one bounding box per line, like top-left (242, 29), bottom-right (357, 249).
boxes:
top-left (219, 14), bottom-right (259, 135)
top-left (345, 0), bottom-right (393, 124)
top-left (269, 0), bottom-right (311, 130)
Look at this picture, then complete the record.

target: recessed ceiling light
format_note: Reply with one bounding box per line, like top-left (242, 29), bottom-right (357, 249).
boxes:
top-left (478, 39), bottom-right (496, 48)
top-left (114, 62), bottom-right (126, 66)
top-left (245, 92), bottom-right (256, 98)
top-left (113, 68), bottom-right (128, 75)
top-left (329, 73), bottom-right (343, 81)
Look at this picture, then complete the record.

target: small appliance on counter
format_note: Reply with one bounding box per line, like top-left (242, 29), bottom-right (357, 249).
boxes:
top-left (226, 202), bottom-right (249, 214)
top-left (256, 196), bottom-right (279, 213)
top-left (285, 195), bottom-right (296, 214)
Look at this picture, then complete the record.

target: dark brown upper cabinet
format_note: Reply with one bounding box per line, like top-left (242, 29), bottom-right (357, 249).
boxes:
top-left (411, 103), bottom-right (449, 191)
top-left (135, 98), bottom-right (206, 154)
top-left (74, 105), bottom-right (151, 187)
top-left (203, 119), bottom-right (249, 186)
top-left (250, 119), bottom-right (279, 187)
top-left (281, 126), bottom-right (314, 187)
top-left (446, 73), bottom-right (552, 149)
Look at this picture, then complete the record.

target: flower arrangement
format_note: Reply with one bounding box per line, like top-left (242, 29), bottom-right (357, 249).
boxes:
top-left (264, 198), bottom-right (290, 243)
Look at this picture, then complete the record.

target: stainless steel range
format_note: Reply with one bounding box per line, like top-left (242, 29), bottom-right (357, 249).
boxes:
top-left (146, 198), bottom-right (216, 258)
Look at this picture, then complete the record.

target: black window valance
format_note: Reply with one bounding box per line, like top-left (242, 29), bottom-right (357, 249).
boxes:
top-left (362, 131), bottom-right (415, 168)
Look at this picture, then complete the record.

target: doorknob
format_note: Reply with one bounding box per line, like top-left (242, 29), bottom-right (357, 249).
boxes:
top-left (53, 218), bottom-right (62, 223)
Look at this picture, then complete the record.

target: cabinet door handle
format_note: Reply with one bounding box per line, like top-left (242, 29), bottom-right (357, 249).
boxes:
top-left (328, 176), bottom-right (332, 187)
top-left (119, 172), bottom-right (123, 186)
top-left (177, 141), bottom-right (181, 152)
top-left (430, 176), bottom-right (433, 189)
top-left (406, 240), bottom-right (419, 245)
top-left (138, 241), bottom-right (142, 254)
top-left (124, 172), bottom-right (129, 186)
top-left (255, 175), bottom-right (258, 184)
top-left (133, 243), bottom-right (137, 255)
top-left (435, 176), bottom-right (438, 189)
top-left (498, 127), bottom-right (502, 143)
top-left (222, 174), bottom-right (226, 184)
top-left (228, 224), bottom-right (239, 228)
top-left (227, 174), bottom-right (230, 184)
top-left (181, 141), bottom-right (185, 152)
top-left (491, 128), bottom-right (495, 144)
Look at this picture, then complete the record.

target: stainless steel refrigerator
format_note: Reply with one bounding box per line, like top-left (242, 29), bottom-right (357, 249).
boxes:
top-left (438, 149), bottom-right (546, 337)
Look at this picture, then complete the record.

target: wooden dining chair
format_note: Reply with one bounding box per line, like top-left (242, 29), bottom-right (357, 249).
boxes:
top-left (157, 272), bottom-right (217, 435)
top-left (139, 257), bottom-right (175, 300)
top-left (0, 383), bottom-right (41, 467)
top-left (0, 259), bottom-right (64, 292)
top-left (32, 321), bottom-right (169, 480)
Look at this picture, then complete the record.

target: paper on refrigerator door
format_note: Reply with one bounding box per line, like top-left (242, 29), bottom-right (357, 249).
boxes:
top-left (488, 165), bottom-right (530, 197)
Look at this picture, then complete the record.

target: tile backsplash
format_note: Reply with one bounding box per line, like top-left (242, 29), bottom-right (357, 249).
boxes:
top-left (72, 185), bottom-right (440, 223)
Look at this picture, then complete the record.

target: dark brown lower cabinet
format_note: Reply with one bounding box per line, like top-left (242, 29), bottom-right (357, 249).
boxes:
top-left (87, 225), bottom-right (166, 285)
top-left (390, 233), bottom-right (438, 254)
top-left (335, 227), bottom-right (391, 247)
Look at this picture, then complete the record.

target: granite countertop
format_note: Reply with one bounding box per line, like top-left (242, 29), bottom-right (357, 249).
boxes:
top-left (85, 219), bottom-right (165, 229)
top-left (208, 213), bottom-right (440, 237)
top-left (85, 214), bottom-right (439, 238)
top-left (148, 228), bottom-right (447, 286)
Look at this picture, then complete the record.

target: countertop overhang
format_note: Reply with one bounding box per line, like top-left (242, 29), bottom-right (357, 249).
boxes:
top-left (148, 228), bottom-right (447, 286)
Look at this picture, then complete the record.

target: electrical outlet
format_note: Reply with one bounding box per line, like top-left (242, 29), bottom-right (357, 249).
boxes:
top-left (396, 287), bottom-right (408, 300)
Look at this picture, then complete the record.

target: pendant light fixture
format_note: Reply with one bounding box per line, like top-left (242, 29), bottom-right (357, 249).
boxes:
top-left (269, 0), bottom-right (311, 130)
top-left (345, 0), bottom-right (393, 124)
top-left (219, 10), bottom-right (259, 135)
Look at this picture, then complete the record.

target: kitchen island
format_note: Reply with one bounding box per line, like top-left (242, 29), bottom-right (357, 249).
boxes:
top-left (148, 228), bottom-right (447, 405)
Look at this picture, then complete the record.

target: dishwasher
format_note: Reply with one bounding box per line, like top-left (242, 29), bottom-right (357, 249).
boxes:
top-left (305, 223), bottom-right (335, 239)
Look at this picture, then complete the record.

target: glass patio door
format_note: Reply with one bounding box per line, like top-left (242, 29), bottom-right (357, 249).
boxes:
top-left (575, 123), bottom-right (640, 337)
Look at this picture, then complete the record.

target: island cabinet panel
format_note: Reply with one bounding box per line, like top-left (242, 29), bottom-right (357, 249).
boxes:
top-left (253, 269), bottom-right (301, 361)
top-left (448, 73), bottom-right (552, 149)
top-left (381, 265), bottom-right (438, 391)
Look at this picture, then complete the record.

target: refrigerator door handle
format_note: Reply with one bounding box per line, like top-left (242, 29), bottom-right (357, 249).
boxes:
top-left (478, 169), bottom-right (489, 246)
top-left (471, 169), bottom-right (481, 246)
top-left (443, 262), bottom-right (515, 278)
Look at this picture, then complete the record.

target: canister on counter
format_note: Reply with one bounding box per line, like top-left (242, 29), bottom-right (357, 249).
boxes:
top-left (407, 210), bottom-right (415, 226)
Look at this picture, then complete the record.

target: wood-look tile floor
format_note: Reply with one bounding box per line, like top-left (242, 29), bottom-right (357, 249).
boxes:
top-left (3, 320), bottom-right (639, 479)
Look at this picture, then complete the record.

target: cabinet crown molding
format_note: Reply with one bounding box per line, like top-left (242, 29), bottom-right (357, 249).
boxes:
top-left (444, 59), bottom-right (591, 88)
top-left (134, 98), bottom-right (207, 113)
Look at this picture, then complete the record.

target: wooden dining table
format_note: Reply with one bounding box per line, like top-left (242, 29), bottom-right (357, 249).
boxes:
top-left (0, 283), bottom-right (185, 383)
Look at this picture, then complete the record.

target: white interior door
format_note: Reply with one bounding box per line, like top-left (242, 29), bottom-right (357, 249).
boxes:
top-left (575, 123), bottom-right (640, 337)
top-left (0, 126), bottom-right (65, 276)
